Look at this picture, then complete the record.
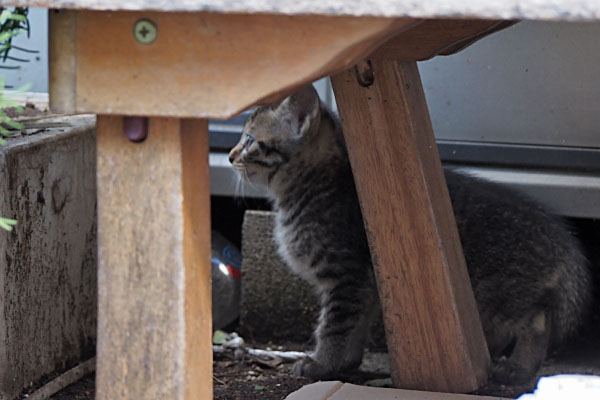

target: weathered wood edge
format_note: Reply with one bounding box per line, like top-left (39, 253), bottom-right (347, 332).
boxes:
top-left (181, 119), bottom-right (212, 400)
top-left (332, 60), bottom-right (490, 392)
top-left (47, 11), bottom-right (517, 118)
top-left (95, 117), bottom-right (213, 399)
top-left (253, 18), bottom-right (423, 108)
top-left (48, 9), bottom-right (76, 113)
top-left (371, 19), bottom-right (518, 61)
top-left (50, 11), bottom-right (418, 118)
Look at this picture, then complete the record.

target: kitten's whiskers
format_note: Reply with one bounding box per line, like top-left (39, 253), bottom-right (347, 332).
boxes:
top-left (232, 162), bottom-right (247, 198)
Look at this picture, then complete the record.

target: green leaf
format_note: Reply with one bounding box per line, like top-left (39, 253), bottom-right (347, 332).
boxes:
top-left (0, 9), bottom-right (12, 24)
top-left (0, 218), bottom-right (17, 231)
top-left (7, 14), bottom-right (26, 22)
top-left (0, 7), bottom-right (29, 230)
top-left (212, 330), bottom-right (227, 345)
top-left (15, 82), bottom-right (31, 93)
top-left (0, 126), bottom-right (11, 136)
top-left (253, 385), bottom-right (265, 391)
top-left (4, 118), bottom-right (23, 130)
top-left (0, 8), bottom-right (26, 24)
top-left (1, 100), bottom-right (20, 110)
top-left (0, 29), bottom-right (24, 43)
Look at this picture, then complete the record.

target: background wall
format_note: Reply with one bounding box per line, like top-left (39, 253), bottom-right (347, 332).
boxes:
top-left (420, 20), bottom-right (600, 148)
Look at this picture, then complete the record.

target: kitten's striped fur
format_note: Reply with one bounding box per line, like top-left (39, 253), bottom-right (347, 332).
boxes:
top-left (229, 85), bottom-right (593, 384)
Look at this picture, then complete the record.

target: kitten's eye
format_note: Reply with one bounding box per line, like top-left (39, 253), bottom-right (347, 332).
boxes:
top-left (243, 135), bottom-right (255, 150)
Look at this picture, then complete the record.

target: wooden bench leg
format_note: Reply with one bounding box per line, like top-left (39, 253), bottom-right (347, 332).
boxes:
top-left (95, 116), bottom-right (212, 399)
top-left (331, 60), bottom-right (490, 393)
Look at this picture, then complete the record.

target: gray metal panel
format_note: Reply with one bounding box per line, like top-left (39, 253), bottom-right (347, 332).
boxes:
top-left (210, 153), bottom-right (600, 218)
top-left (437, 140), bottom-right (600, 171)
top-left (453, 165), bottom-right (600, 219)
top-left (419, 21), bottom-right (600, 148)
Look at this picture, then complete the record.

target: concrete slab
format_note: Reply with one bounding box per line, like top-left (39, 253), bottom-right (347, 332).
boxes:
top-left (240, 210), bottom-right (388, 347)
top-left (0, 114), bottom-right (97, 399)
top-left (240, 210), bottom-right (319, 343)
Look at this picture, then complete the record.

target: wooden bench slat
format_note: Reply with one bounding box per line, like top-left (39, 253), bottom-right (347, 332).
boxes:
top-left (332, 59), bottom-right (490, 393)
top-left (96, 116), bottom-right (212, 400)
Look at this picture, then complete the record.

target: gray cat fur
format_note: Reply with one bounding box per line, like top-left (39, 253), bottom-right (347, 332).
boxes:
top-left (228, 85), bottom-right (593, 384)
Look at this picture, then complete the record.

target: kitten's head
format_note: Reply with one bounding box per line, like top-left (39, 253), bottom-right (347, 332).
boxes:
top-left (229, 85), bottom-right (321, 188)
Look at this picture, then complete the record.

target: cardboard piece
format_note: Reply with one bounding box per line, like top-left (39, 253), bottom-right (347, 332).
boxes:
top-left (286, 382), bottom-right (508, 400)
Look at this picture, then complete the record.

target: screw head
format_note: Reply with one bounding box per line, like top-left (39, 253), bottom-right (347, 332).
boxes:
top-left (134, 19), bottom-right (157, 44)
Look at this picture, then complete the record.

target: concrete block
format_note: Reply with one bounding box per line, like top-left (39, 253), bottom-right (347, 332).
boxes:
top-left (0, 115), bottom-right (97, 400)
top-left (240, 210), bottom-right (319, 343)
top-left (240, 210), bottom-right (387, 348)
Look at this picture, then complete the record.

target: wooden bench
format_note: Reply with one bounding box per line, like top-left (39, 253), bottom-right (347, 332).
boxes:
top-left (10, 0), bottom-right (599, 398)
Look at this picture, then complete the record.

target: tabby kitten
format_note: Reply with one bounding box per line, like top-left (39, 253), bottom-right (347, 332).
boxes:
top-left (228, 85), bottom-right (593, 384)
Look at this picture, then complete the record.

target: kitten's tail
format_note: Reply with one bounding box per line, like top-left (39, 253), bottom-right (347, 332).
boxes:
top-left (583, 258), bottom-right (600, 335)
top-left (550, 229), bottom-right (595, 343)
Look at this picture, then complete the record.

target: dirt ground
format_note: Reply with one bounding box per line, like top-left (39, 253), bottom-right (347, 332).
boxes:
top-left (49, 375), bottom-right (95, 400)
top-left (213, 349), bottom-right (310, 400)
top-left (47, 321), bottom-right (600, 400)
top-left (47, 218), bottom-right (600, 399)
top-left (211, 323), bottom-right (600, 400)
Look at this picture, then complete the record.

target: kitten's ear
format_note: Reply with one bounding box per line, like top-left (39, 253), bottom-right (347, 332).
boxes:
top-left (276, 85), bottom-right (320, 137)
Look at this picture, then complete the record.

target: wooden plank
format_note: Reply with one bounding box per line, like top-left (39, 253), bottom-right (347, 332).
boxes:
top-left (433, 20), bottom-right (517, 56)
top-left (181, 119), bottom-right (212, 398)
top-left (372, 19), bottom-right (518, 61)
top-left (48, 9), bottom-right (76, 113)
top-left (96, 116), bottom-right (212, 399)
top-left (331, 60), bottom-right (490, 393)
top-left (48, 11), bottom-right (415, 118)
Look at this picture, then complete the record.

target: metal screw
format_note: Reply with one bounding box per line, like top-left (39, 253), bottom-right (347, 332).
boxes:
top-left (134, 19), bottom-right (157, 44)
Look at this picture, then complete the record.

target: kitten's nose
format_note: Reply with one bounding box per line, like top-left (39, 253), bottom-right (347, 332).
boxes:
top-left (228, 149), bottom-right (237, 164)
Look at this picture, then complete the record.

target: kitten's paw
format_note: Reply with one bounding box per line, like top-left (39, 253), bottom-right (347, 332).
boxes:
top-left (292, 357), bottom-right (337, 381)
top-left (492, 357), bottom-right (535, 385)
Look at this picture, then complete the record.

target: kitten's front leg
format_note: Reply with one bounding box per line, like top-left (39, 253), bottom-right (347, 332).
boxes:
top-left (293, 281), bottom-right (377, 380)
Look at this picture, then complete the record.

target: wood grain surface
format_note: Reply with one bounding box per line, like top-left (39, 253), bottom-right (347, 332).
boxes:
top-left (372, 19), bottom-right (517, 61)
top-left (96, 116), bottom-right (212, 399)
top-left (331, 60), bottom-right (490, 393)
top-left (49, 10), bottom-right (415, 118)
top-left (48, 9), bottom-right (76, 113)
